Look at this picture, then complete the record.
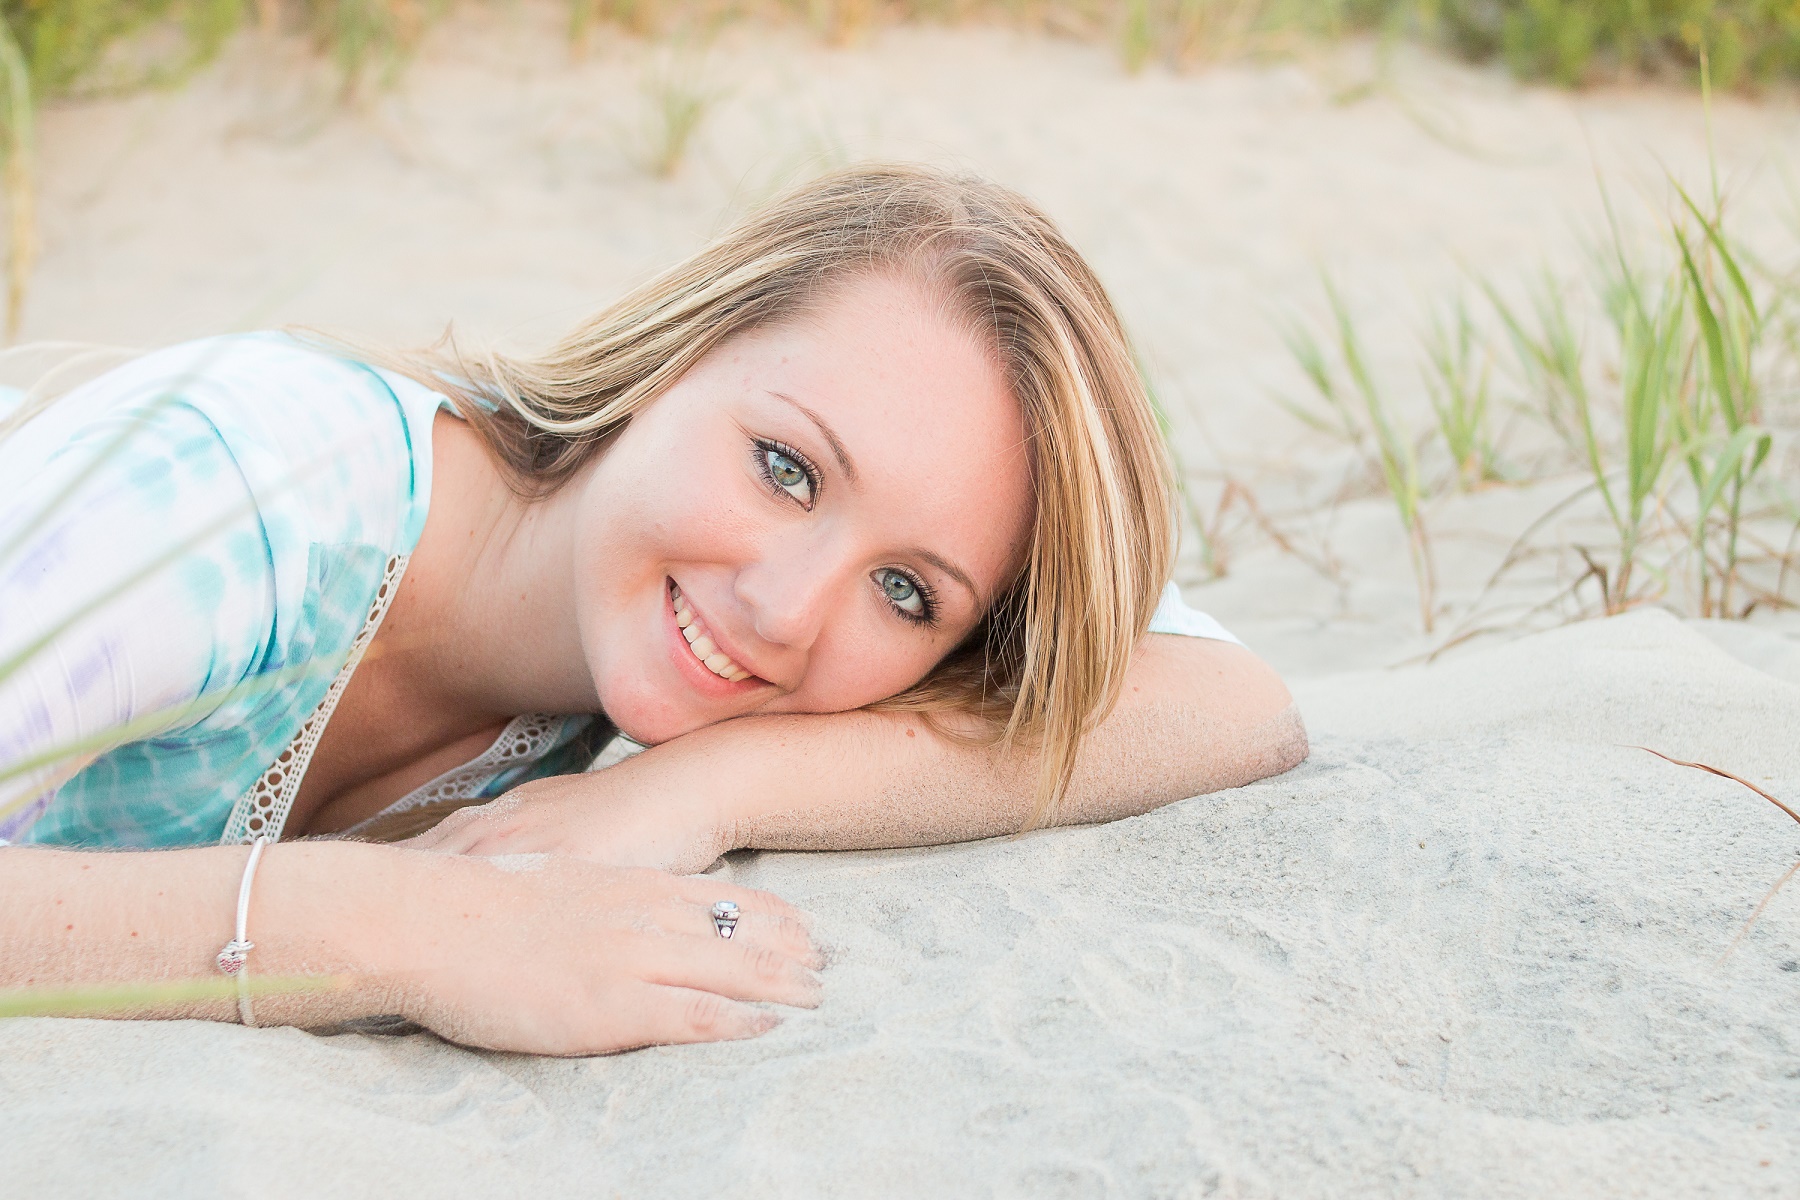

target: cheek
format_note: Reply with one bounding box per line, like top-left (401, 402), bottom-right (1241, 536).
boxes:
top-left (778, 620), bottom-right (956, 714)
top-left (569, 446), bottom-right (746, 684)
top-left (581, 440), bottom-right (752, 578)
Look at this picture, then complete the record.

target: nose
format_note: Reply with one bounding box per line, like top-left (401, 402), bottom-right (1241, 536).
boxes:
top-left (733, 528), bottom-right (859, 652)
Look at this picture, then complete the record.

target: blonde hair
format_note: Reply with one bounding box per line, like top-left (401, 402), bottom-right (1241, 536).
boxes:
top-left (374, 164), bottom-right (1173, 823)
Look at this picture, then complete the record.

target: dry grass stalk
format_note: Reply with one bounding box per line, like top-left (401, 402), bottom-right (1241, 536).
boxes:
top-left (1633, 746), bottom-right (1800, 962)
top-left (1720, 859), bottom-right (1800, 962)
top-left (1634, 745), bottom-right (1800, 824)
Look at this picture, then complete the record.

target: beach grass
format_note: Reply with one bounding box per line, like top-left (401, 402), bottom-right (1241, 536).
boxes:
top-left (0, 974), bottom-right (343, 1018)
top-left (1422, 292), bottom-right (1503, 491)
top-left (1278, 113), bottom-right (1798, 634)
top-left (1, 0), bottom-right (1796, 333)
top-left (0, 358), bottom-right (352, 1022)
top-left (631, 49), bottom-right (717, 177)
top-left (1281, 274), bottom-right (1439, 630)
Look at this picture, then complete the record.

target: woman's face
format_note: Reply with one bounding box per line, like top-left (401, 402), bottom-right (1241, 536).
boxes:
top-left (571, 271), bottom-right (1035, 745)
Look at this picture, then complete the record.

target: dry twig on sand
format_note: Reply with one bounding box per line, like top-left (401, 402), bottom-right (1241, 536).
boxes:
top-left (1633, 746), bottom-right (1800, 962)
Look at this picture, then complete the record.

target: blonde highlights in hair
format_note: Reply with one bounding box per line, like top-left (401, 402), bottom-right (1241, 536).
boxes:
top-left (373, 164), bottom-right (1173, 823)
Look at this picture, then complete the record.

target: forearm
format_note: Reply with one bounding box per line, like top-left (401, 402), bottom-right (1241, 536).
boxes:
top-left (608, 637), bottom-right (1308, 855)
top-left (423, 638), bottom-right (1306, 868)
top-left (0, 841), bottom-right (407, 1025)
top-left (710, 705), bottom-right (1303, 854)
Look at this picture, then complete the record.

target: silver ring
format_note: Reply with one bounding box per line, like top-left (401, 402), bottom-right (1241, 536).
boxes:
top-left (711, 900), bottom-right (740, 940)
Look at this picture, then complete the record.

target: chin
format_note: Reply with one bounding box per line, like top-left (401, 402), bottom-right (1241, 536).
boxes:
top-left (594, 676), bottom-right (699, 747)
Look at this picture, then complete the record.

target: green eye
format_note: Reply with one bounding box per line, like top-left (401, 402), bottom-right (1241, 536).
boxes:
top-left (769, 452), bottom-right (805, 487)
top-left (763, 448), bottom-right (813, 505)
top-left (876, 568), bottom-right (925, 616)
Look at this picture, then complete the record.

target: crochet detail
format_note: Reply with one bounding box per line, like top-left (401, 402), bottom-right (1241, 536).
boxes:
top-left (344, 712), bottom-right (566, 834)
top-left (220, 554), bottom-right (409, 845)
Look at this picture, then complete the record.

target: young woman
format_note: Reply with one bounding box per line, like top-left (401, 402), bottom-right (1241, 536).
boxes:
top-left (0, 166), bottom-right (1305, 1056)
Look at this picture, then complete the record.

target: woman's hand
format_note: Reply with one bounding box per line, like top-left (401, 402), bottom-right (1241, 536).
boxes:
top-left (388, 851), bottom-right (821, 1056)
top-left (400, 769), bottom-right (729, 875)
top-left (0, 842), bottom-right (819, 1058)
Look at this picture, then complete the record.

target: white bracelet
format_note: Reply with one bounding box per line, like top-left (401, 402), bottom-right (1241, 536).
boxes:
top-left (214, 835), bottom-right (273, 1027)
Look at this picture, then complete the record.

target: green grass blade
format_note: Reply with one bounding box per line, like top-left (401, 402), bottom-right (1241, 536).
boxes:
top-left (1671, 177), bottom-right (1758, 325)
top-left (1695, 424), bottom-right (1762, 520)
top-left (0, 17), bottom-right (36, 337)
top-left (0, 974), bottom-right (342, 1018)
top-left (1676, 225), bottom-right (1737, 428)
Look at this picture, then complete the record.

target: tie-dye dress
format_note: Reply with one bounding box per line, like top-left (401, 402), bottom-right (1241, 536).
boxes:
top-left (0, 333), bottom-right (606, 848)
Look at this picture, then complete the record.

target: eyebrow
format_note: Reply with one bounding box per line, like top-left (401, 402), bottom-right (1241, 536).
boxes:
top-left (915, 549), bottom-right (980, 604)
top-left (769, 391), bottom-right (859, 485)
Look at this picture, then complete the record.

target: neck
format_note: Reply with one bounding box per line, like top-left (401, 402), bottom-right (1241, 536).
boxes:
top-left (384, 412), bottom-right (600, 722)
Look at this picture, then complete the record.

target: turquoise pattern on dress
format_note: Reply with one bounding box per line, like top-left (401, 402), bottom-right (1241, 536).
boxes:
top-left (0, 332), bottom-right (597, 849)
top-left (27, 543), bottom-right (391, 847)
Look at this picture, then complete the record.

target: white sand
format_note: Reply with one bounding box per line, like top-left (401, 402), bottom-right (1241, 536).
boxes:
top-left (6, 611), bottom-right (1797, 1195)
top-left (5, 11), bottom-right (1800, 1195)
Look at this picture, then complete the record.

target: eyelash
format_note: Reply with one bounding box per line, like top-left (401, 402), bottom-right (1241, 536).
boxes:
top-left (751, 437), bottom-right (822, 510)
top-left (884, 567), bottom-right (940, 627)
top-left (748, 435), bottom-right (939, 627)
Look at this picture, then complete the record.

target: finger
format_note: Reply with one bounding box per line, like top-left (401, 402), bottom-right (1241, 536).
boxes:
top-left (670, 876), bottom-right (811, 928)
top-left (606, 983), bottom-right (784, 1051)
top-left (635, 933), bottom-right (824, 1010)
top-left (661, 897), bottom-right (821, 968)
top-left (661, 879), bottom-right (819, 965)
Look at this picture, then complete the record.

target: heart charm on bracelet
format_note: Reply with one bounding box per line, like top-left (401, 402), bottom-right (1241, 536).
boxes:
top-left (216, 938), bottom-right (254, 975)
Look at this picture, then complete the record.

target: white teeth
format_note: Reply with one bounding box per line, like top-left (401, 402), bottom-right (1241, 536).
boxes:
top-left (669, 583), bottom-right (750, 681)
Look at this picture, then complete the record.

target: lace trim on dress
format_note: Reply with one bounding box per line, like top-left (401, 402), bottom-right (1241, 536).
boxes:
top-left (338, 712), bottom-right (567, 837)
top-left (219, 554), bottom-right (410, 846)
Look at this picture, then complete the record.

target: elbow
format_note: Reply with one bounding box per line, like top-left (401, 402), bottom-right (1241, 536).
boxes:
top-left (1211, 643), bottom-right (1308, 789)
top-left (1236, 648), bottom-right (1309, 785)
top-left (1156, 702), bottom-right (1306, 803)
top-left (1124, 636), bottom-right (1309, 804)
top-left (1259, 701), bottom-right (1310, 780)
top-left (1187, 653), bottom-right (1310, 795)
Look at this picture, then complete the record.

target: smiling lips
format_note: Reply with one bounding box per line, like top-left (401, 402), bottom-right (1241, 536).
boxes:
top-left (670, 582), bottom-right (755, 682)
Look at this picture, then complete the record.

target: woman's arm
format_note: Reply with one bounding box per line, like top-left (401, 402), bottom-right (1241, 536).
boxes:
top-left (0, 841), bottom-right (821, 1055)
top-left (410, 635), bottom-right (1307, 872)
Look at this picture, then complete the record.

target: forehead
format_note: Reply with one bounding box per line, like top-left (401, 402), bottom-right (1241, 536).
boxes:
top-left (716, 273), bottom-right (1034, 594)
